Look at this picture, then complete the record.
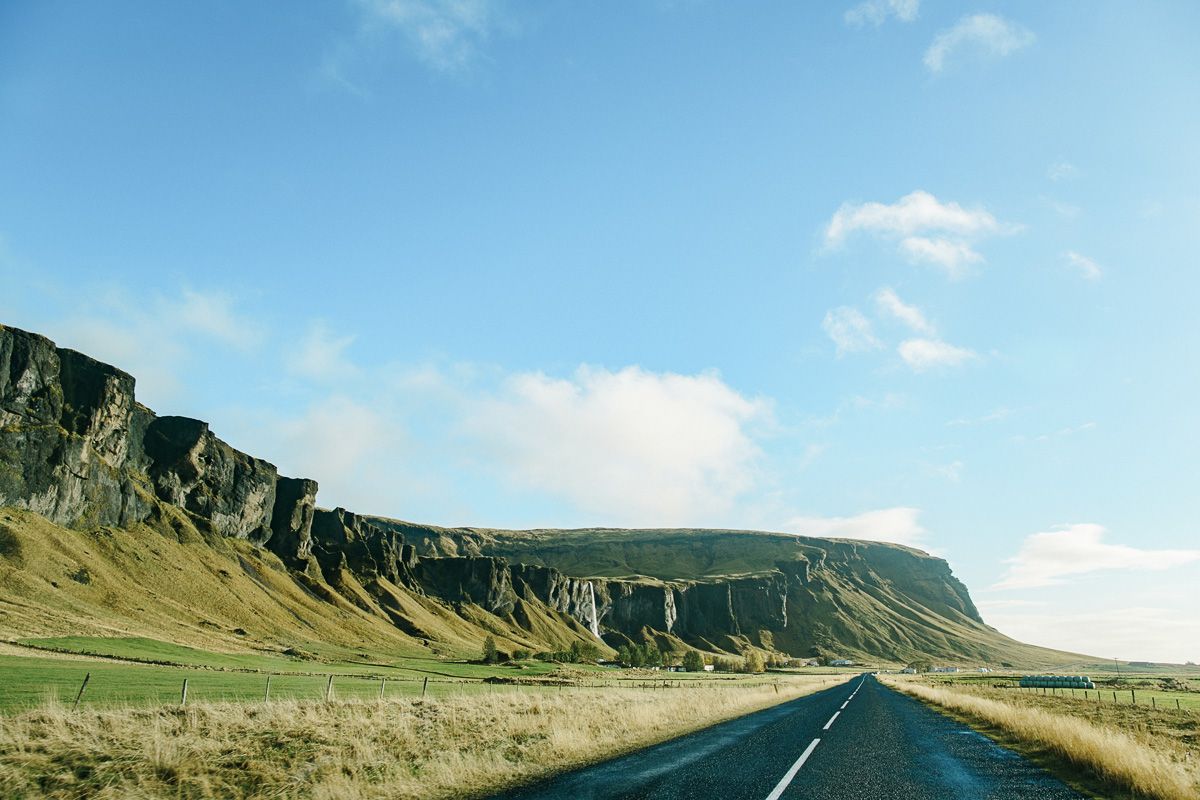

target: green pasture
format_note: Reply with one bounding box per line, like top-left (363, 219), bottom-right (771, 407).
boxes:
top-left (0, 653), bottom-right (514, 711)
top-left (0, 635), bottom-right (821, 713)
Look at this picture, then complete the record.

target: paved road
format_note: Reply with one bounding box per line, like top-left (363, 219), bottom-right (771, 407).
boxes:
top-left (494, 675), bottom-right (1083, 800)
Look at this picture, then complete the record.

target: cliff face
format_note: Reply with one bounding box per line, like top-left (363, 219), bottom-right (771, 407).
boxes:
top-left (0, 326), bottom-right (320, 563)
top-left (1, 322), bottom-right (1021, 663)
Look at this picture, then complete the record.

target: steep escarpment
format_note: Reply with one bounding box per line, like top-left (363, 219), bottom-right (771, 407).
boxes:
top-left (370, 519), bottom-right (1045, 664)
top-left (0, 322), bottom-right (1072, 665)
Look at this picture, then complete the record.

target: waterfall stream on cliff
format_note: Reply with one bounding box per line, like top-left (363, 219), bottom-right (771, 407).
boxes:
top-left (586, 582), bottom-right (601, 638)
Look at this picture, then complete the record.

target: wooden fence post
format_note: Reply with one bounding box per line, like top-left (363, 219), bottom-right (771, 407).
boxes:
top-left (72, 673), bottom-right (91, 711)
top-left (422, 677), bottom-right (429, 698)
top-left (1131, 689), bottom-right (1136, 705)
top-left (264, 674), bottom-right (272, 702)
top-left (379, 678), bottom-right (386, 700)
top-left (180, 678), bottom-right (189, 706)
top-left (325, 675), bottom-right (334, 702)
top-left (1176, 699), bottom-right (1181, 711)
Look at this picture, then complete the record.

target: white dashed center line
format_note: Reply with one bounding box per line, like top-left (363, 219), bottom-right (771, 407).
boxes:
top-left (823, 711), bottom-right (841, 730)
top-left (764, 738), bottom-right (821, 800)
top-left (840, 701), bottom-right (848, 709)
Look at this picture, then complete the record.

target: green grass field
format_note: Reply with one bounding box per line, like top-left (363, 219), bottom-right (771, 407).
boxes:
top-left (0, 635), bottom-right (826, 713)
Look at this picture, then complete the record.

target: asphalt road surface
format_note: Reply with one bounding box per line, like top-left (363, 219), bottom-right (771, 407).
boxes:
top-left (494, 675), bottom-right (1084, 800)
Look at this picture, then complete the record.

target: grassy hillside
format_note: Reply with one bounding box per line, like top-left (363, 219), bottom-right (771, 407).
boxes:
top-left (0, 507), bottom-right (595, 664)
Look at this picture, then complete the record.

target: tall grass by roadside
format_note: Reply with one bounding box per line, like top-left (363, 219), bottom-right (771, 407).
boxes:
top-left (883, 677), bottom-right (1198, 800)
top-left (0, 676), bottom-right (844, 800)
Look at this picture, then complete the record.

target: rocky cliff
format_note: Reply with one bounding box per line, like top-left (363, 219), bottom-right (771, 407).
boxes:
top-left (0, 322), bottom-right (1038, 663)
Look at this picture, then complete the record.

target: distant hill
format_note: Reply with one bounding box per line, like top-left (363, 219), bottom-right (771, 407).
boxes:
top-left (0, 322), bottom-right (1085, 666)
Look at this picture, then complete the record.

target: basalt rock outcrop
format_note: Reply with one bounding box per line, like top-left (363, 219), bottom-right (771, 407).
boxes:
top-left (0, 325), bottom-right (317, 548)
top-left (311, 507), bottom-right (417, 585)
top-left (1, 321), bottom-right (1026, 663)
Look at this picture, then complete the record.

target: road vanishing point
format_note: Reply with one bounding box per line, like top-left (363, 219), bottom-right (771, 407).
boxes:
top-left (494, 675), bottom-right (1083, 800)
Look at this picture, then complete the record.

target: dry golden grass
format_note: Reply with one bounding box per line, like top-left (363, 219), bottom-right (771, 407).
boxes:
top-left (883, 676), bottom-right (1199, 800)
top-left (0, 676), bottom-right (845, 800)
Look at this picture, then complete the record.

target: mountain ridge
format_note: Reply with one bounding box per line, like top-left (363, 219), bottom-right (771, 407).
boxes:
top-left (0, 322), bottom-right (1083, 666)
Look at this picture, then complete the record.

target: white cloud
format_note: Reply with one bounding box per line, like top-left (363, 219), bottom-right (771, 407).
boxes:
top-left (924, 13), bottom-right (1035, 73)
top-left (273, 395), bottom-right (394, 478)
top-left (785, 507), bottom-right (927, 548)
top-left (286, 321), bottom-right (360, 382)
top-left (844, 0), bottom-right (918, 27)
top-left (947, 407), bottom-right (1013, 426)
top-left (461, 365), bottom-right (771, 526)
top-left (897, 337), bottom-right (976, 371)
top-left (1047, 160), bottom-right (1079, 182)
top-left (825, 190), bottom-right (1011, 278)
top-left (826, 190), bottom-right (1000, 244)
top-left (994, 524), bottom-right (1200, 590)
top-left (874, 287), bottom-right (935, 335)
top-left (233, 393), bottom-right (415, 514)
top-left (357, 0), bottom-right (502, 72)
top-left (1064, 250), bottom-right (1103, 280)
top-left (822, 307), bottom-right (882, 355)
top-left (174, 289), bottom-right (263, 350)
top-left (898, 236), bottom-right (983, 277)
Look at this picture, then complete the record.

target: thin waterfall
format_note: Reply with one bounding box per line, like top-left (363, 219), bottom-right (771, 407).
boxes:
top-left (586, 581), bottom-right (601, 638)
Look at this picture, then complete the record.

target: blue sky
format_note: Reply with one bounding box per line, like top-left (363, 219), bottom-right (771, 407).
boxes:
top-left (3, 1), bottom-right (1198, 662)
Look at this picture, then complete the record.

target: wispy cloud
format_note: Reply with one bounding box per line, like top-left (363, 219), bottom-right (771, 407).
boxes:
top-left (1048, 160), bottom-right (1079, 182)
top-left (874, 287), bottom-right (935, 335)
top-left (931, 459), bottom-right (964, 482)
top-left (898, 337), bottom-right (976, 371)
top-left (822, 306), bottom-right (883, 355)
top-left (947, 407), bottom-right (1013, 426)
top-left (924, 13), bottom-right (1035, 73)
top-left (844, 0), bottom-right (918, 27)
top-left (785, 506), bottom-right (927, 548)
top-left (1064, 250), bottom-right (1103, 280)
top-left (826, 289), bottom-right (974, 371)
top-left (825, 190), bottom-right (1013, 278)
top-left (357, 0), bottom-right (504, 72)
top-left (994, 523), bottom-right (1200, 590)
top-left (44, 287), bottom-right (263, 406)
top-left (1014, 421), bottom-right (1097, 443)
top-left (286, 320), bottom-right (360, 383)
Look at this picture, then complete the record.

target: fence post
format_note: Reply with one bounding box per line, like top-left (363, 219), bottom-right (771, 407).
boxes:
top-left (180, 678), bottom-right (189, 706)
top-left (1131, 689), bottom-right (1136, 705)
top-left (422, 677), bottom-right (429, 698)
top-left (1113, 691), bottom-right (1117, 703)
top-left (1176, 699), bottom-right (1181, 711)
top-left (380, 678), bottom-right (386, 700)
top-left (264, 674), bottom-right (272, 702)
top-left (1151, 697), bottom-right (1156, 709)
top-left (325, 675), bottom-right (334, 702)
top-left (72, 673), bottom-right (91, 711)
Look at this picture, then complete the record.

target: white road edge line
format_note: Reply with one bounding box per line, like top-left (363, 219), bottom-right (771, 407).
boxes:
top-left (840, 701), bottom-right (848, 709)
top-left (823, 711), bottom-right (841, 730)
top-left (764, 738), bottom-right (821, 800)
